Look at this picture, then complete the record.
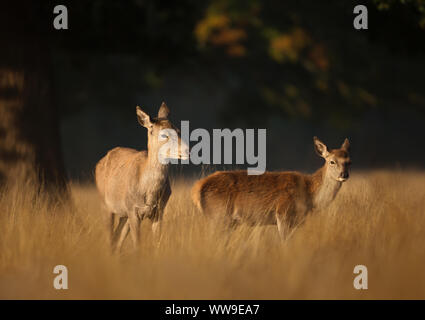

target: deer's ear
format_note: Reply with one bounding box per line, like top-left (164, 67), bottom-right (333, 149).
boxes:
top-left (158, 102), bottom-right (170, 119)
top-left (341, 138), bottom-right (350, 152)
top-left (136, 106), bottom-right (152, 128)
top-left (313, 136), bottom-right (329, 158)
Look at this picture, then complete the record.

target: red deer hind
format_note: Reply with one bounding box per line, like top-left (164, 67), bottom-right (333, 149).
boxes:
top-left (96, 102), bottom-right (189, 252)
top-left (191, 137), bottom-right (351, 239)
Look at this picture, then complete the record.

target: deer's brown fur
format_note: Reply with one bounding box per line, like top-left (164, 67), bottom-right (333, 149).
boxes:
top-left (192, 137), bottom-right (351, 239)
top-left (95, 102), bottom-right (189, 252)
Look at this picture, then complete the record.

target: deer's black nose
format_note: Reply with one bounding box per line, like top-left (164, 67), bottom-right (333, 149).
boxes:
top-left (341, 172), bottom-right (349, 179)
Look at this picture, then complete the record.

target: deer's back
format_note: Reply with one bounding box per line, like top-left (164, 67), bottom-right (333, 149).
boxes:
top-left (95, 147), bottom-right (147, 215)
top-left (192, 170), bottom-right (311, 224)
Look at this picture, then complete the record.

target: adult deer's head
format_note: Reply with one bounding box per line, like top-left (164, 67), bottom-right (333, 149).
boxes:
top-left (314, 137), bottom-right (351, 182)
top-left (136, 102), bottom-right (189, 162)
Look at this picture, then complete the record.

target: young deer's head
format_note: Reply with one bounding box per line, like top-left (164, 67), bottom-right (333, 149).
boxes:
top-left (136, 102), bottom-right (189, 162)
top-left (314, 136), bottom-right (351, 182)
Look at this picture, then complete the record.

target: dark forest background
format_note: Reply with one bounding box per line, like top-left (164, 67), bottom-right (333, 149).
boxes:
top-left (1, 0), bottom-right (425, 190)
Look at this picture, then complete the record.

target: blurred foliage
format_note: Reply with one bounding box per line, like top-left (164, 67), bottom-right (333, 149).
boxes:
top-left (374, 0), bottom-right (425, 27)
top-left (41, 0), bottom-right (425, 129)
top-left (194, 0), bottom-right (260, 56)
top-left (192, 0), bottom-right (425, 127)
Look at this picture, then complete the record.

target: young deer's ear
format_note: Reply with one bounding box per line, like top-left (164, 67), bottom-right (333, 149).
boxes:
top-left (136, 106), bottom-right (152, 128)
top-left (157, 101), bottom-right (170, 119)
top-left (341, 138), bottom-right (350, 152)
top-left (313, 136), bottom-right (329, 158)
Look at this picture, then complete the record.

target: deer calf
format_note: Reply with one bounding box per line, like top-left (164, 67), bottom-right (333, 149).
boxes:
top-left (191, 137), bottom-right (351, 239)
top-left (95, 102), bottom-right (189, 252)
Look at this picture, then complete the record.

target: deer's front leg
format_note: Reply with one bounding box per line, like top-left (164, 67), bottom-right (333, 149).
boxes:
top-left (111, 216), bottom-right (128, 252)
top-left (116, 220), bottom-right (130, 253)
top-left (151, 220), bottom-right (162, 245)
top-left (129, 205), bottom-right (154, 248)
top-left (150, 205), bottom-right (165, 248)
top-left (151, 183), bottom-right (170, 247)
top-left (128, 207), bottom-right (142, 248)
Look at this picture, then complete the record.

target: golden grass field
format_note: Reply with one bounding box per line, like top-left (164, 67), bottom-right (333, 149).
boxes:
top-left (0, 170), bottom-right (424, 299)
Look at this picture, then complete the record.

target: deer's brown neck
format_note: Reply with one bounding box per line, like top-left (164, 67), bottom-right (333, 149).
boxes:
top-left (146, 146), bottom-right (169, 175)
top-left (136, 143), bottom-right (170, 195)
top-left (310, 165), bottom-right (342, 210)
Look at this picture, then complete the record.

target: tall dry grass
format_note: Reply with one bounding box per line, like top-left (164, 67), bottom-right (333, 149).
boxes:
top-left (0, 170), bottom-right (424, 299)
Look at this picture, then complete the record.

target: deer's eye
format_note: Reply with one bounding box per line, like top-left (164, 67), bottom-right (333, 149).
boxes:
top-left (160, 134), bottom-right (168, 139)
top-left (330, 160), bottom-right (336, 165)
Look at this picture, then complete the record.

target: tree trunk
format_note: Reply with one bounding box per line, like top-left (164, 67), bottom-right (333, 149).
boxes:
top-left (0, 2), bottom-right (68, 196)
